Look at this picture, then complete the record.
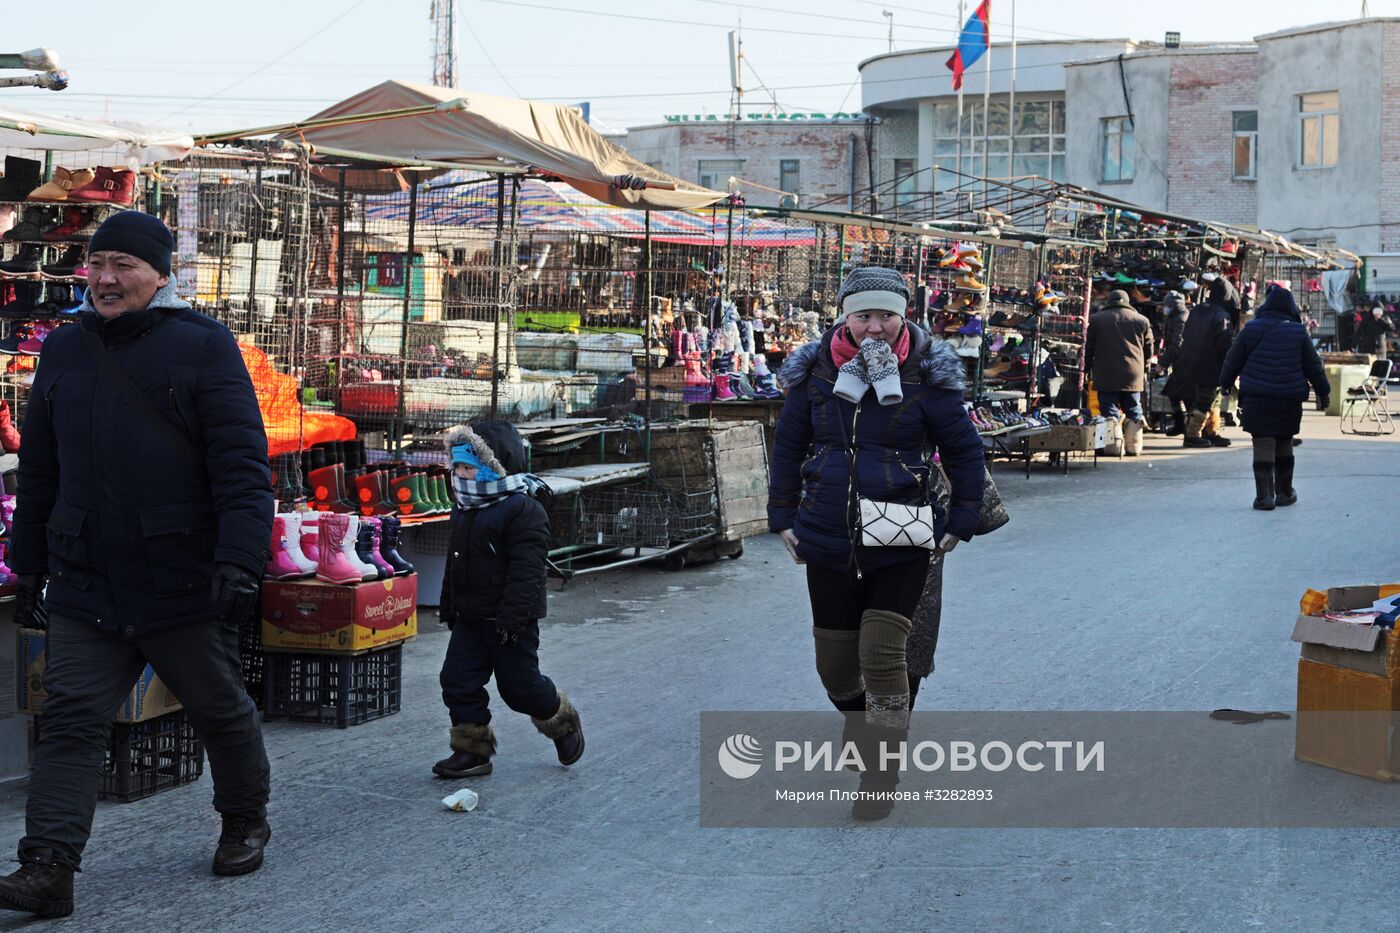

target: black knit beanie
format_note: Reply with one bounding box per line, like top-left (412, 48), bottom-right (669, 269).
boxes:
top-left (87, 211), bottom-right (173, 275)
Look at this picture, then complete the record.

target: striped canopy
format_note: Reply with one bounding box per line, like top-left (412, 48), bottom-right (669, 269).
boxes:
top-left (364, 176), bottom-right (816, 247)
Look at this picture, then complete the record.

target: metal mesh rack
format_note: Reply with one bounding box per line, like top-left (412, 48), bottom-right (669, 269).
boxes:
top-left (576, 479), bottom-right (716, 550)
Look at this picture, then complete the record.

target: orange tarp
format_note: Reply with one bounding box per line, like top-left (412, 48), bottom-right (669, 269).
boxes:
top-left (240, 344), bottom-right (355, 456)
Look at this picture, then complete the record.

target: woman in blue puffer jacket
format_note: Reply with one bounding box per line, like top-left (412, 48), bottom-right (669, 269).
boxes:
top-left (1219, 283), bottom-right (1331, 511)
top-left (767, 266), bottom-right (984, 818)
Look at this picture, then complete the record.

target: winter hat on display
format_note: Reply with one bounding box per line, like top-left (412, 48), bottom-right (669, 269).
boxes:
top-left (87, 211), bottom-right (174, 275)
top-left (835, 266), bottom-right (909, 321)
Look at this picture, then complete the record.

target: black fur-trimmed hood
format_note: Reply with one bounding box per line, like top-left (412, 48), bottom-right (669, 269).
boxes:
top-left (777, 324), bottom-right (966, 393)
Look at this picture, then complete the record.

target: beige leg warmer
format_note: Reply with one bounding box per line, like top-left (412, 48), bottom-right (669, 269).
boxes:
top-left (813, 627), bottom-right (864, 702)
top-left (858, 610), bottom-right (912, 727)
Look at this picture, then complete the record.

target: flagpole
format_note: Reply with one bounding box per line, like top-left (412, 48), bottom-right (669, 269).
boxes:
top-left (955, 0), bottom-right (966, 195)
top-left (982, 1), bottom-right (992, 204)
top-left (1008, 0), bottom-right (1017, 190)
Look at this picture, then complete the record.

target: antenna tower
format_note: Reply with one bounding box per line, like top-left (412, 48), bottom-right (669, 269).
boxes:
top-left (430, 0), bottom-right (458, 88)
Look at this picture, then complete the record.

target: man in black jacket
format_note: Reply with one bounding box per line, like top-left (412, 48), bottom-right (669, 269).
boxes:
top-left (433, 420), bottom-right (583, 780)
top-left (0, 213), bottom-right (274, 919)
top-left (1163, 278), bottom-right (1235, 448)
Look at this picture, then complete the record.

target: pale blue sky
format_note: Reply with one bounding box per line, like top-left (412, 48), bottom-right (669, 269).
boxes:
top-left (2, 0), bottom-right (1392, 134)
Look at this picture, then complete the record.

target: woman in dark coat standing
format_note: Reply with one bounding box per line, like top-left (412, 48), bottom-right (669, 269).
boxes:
top-left (1355, 304), bottom-right (1395, 355)
top-left (1219, 285), bottom-right (1331, 510)
top-left (769, 266), bottom-right (984, 820)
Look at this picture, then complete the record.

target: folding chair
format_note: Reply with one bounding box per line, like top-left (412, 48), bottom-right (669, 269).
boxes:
top-left (1340, 359), bottom-right (1395, 436)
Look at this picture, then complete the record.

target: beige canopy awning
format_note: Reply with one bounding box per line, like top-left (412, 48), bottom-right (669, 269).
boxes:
top-left (270, 80), bottom-right (724, 212)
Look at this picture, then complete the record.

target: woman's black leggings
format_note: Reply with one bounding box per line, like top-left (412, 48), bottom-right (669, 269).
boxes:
top-left (805, 556), bottom-right (931, 632)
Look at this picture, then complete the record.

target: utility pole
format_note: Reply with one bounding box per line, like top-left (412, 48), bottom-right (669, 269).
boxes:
top-left (430, 0), bottom-right (458, 88)
top-left (883, 10), bottom-right (894, 53)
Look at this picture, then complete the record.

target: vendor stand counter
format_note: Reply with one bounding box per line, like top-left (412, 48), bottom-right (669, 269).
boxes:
top-left (981, 424), bottom-right (1053, 478)
top-left (687, 398), bottom-right (784, 452)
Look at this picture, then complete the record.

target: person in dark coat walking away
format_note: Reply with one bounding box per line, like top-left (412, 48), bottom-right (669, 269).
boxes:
top-left (769, 266), bottom-right (984, 820)
top-left (1220, 284), bottom-right (1331, 510)
top-left (1203, 269), bottom-right (1244, 426)
top-left (1, 213), bottom-right (274, 918)
top-left (434, 420), bottom-right (583, 780)
top-left (1355, 304), bottom-right (1395, 356)
top-left (1163, 277), bottom-right (1235, 448)
top-left (1157, 291), bottom-right (1191, 435)
top-left (1084, 290), bottom-right (1154, 456)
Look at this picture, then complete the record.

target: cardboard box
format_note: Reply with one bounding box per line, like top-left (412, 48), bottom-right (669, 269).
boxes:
top-left (262, 574), bottom-right (418, 654)
top-left (1026, 422), bottom-right (1109, 452)
top-left (17, 628), bottom-right (183, 723)
top-left (1292, 584), bottom-right (1400, 781)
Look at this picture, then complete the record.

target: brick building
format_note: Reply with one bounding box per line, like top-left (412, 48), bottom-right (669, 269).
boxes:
top-left (1065, 47), bottom-right (1260, 227)
top-left (621, 117), bottom-right (875, 212)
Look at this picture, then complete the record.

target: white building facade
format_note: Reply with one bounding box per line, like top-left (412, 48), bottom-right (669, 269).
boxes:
top-left (858, 18), bottom-right (1400, 261)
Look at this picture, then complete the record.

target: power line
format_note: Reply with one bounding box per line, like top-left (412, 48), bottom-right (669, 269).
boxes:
top-left (461, 1), bottom-right (522, 95)
top-left (159, 0), bottom-right (369, 120)
top-left (470, 0), bottom-right (895, 41)
top-left (846, 0), bottom-right (1099, 42)
top-left (684, 0), bottom-right (959, 38)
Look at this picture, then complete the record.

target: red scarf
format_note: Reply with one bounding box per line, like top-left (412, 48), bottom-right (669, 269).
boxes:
top-left (830, 323), bottom-right (911, 370)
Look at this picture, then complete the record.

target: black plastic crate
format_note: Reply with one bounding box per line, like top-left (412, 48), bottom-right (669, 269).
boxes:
top-left (101, 711), bottom-right (205, 803)
top-left (262, 644), bottom-right (402, 728)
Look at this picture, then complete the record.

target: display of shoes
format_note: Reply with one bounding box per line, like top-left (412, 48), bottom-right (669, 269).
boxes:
top-left (26, 167), bottom-right (96, 203)
top-left (40, 206), bottom-right (90, 242)
top-left (314, 513), bottom-right (365, 585)
top-left (0, 245), bottom-right (42, 278)
top-left (67, 166), bottom-right (136, 206)
top-left (17, 321), bottom-right (54, 355)
top-left (40, 245), bottom-right (85, 279)
top-left (956, 273), bottom-right (987, 292)
top-left (0, 325), bottom-right (31, 355)
top-left (0, 157), bottom-right (41, 201)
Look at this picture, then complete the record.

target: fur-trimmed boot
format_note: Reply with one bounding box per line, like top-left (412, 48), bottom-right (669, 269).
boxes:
top-left (531, 691), bottom-right (584, 766)
top-left (433, 723), bottom-right (495, 778)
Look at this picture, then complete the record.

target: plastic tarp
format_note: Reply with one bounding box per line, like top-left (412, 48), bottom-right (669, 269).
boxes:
top-left (279, 80), bottom-right (725, 212)
top-left (364, 175), bottom-right (817, 247)
top-left (0, 104), bottom-right (192, 168)
top-left (240, 344), bottom-right (355, 456)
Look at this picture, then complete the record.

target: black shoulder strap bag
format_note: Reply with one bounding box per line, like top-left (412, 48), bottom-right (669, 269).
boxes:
top-left (80, 326), bottom-right (203, 468)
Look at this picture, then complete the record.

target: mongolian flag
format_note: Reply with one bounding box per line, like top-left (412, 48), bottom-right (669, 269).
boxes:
top-left (945, 0), bottom-right (991, 91)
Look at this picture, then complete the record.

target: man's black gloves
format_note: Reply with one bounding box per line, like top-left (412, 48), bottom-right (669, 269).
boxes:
top-left (14, 574), bottom-right (45, 629)
top-left (210, 563), bottom-right (260, 626)
top-left (497, 627), bottom-right (521, 648)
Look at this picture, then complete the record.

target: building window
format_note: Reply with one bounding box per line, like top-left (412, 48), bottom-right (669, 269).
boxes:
top-left (1232, 111), bottom-right (1257, 179)
top-left (779, 159), bottom-right (800, 196)
top-left (894, 158), bottom-right (917, 207)
top-left (698, 158), bottom-right (742, 190)
top-left (1298, 91), bottom-right (1339, 168)
top-left (1101, 116), bottom-right (1135, 183)
top-left (929, 98), bottom-right (1065, 191)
